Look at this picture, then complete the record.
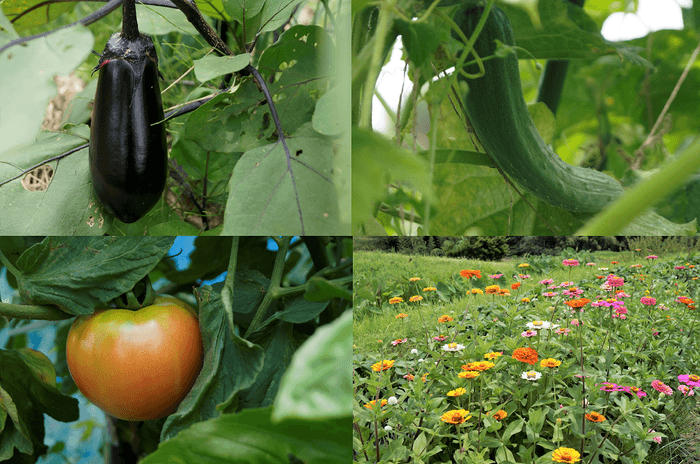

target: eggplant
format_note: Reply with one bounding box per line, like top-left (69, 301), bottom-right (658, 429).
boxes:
top-left (89, 31), bottom-right (167, 224)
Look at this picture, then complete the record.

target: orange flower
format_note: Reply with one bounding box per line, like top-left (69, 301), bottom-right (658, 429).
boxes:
top-left (498, 289), bottom-right (511, 296)
top-left (460, 270), bottom-right (482, 279)
top-left (565, 298), bottom-right (591, 308)
top-left (389, 297), bottom-right (404, 304)
top-left (493, 410), bottom-right (507, 420)
top-left (585, 411), bottom-right (606, 423)
top-left (395, 313), bottom-right (408, 319)
top-left (461, 361), bottom-right (495, 371)
top-left (364, 399), bottom-right (388, 409)
top-left (409, 277), bottom-right (421, 282)
top-left (409, 295), bottom-right (423, 303)
top-left (438, 315), bottom-right (453, 323)
top-left (511, 282), bottom-right (521, 290)
top-left (512, 347), bottom-right (538, 365)
top-left (485, 285), bottom-right (500, 294)
top-left (371, 360), bottom-right (395, 372)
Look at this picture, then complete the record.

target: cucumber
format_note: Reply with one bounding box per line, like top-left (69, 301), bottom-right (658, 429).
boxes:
top-left (454, 5), bottom-right (623, 212)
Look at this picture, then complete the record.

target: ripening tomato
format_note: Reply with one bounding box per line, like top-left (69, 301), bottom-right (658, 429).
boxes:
top-left (66, 295), bottom-right (203, 421)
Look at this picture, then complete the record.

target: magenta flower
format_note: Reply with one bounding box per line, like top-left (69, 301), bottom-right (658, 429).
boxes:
top-left (620, 385), bottom-right (647, 398)
top-left (391, 338), bottom-right (408, 346)
top-left (640, 297), bottom-right (656, 306)
top-left (645, 255), bottom-right (658, 260)
top-left (678, 374), bottom-right (700, 387)
top-left (599, 382), bottom-right (622, 392)
top-left (562, 259), bottom-right (579, 267)
top-left (651, 380), bottom-right (673, 395)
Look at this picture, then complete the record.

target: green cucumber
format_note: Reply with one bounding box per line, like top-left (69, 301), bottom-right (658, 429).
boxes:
top-left (454, 5), bottom-right (623, 212)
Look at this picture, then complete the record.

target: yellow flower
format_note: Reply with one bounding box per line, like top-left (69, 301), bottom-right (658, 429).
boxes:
top-left (540, 358), bottom-right (561, 368)
top-left (458, 371), bottom-right (480, 379)
top-left (395, 313), bottom-right (408, 319)
top-left (485, 285), bottom-right (500, 294)
top-left (521, 297), bottom-right (531, 303)
top-left (447, 388), bottom-right (467, 397)
top-left (440, 409), bottom-right (471, 424)
top-left (423, 287), bottom-right (437, 292)
top-left (389, 297), bottom-right (404, 304)
top-left (409, 295), bottom-right (423, 302)
top-left (438, 315), bottom-right (453, 323)
top-left (484, 352), bottom-right (503, 360)
top-left (552, 447), bottom-right (581, 463)
top-left (371, 360), bottom-right (395, 372)
top-left (471, 288), bottom-right (484, 295)
top-left (409, 277), bottom-right (421, 282)
top-left (461, 361), bottom-right (495, 371)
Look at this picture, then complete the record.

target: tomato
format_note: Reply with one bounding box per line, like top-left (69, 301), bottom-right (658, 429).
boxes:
top-left (66, 295), bottom-right (203, 421)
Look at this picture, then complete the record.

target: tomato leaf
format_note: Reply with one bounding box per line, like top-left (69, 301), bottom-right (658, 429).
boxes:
top-left (15, 237), bottom-right (174, 315)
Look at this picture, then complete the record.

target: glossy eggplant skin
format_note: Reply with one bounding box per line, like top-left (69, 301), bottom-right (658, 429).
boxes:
top-left (90, 33), bottom-right (167, 224)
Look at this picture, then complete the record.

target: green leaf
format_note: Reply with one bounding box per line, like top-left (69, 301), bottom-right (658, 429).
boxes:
top-left (16, 237), bottom-right (174, 315)
top-left (313, 85), bottom-right (345, 137)
top-left (1, 0), bottom-right (73, 33)
top-left (272, 310), bottom-right (351, 422)
top-left (147, 407), bottom-right (350, 464)
top-left (258, 0), bottom-right (305, 34)
top-left (162, 285), bottom-right (265, 441)
top-left (392, 19), bottom-right (442, 68)
top-left (274, 296), bottom-right (329, 323)
top-left (135, 4), bottom-right (200, 36)
top-left (304, 276), bottom-right (352, 302)
top-left (223, 124), bottom-right (343, 235)
top-left (194, 54), bottom-right (251, 82)
top-left (0, 24), bottom-right (94, 155)
top-left (352, 128), bottom-right (431, 234)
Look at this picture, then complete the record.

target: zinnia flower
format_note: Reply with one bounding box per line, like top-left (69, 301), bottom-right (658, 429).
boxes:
top-left (640, 296), bottom-right (656, 306)
top-left (447, 388), bottom-right (467, 397)
top-left (678, 385), bottom-right (695, 396)
top-left (484, 352), bottom-right (503, 360)
top-left (423, 286), bottom-right (437, 292)
top-left (540, 358), bottom-right (561, 368)
top-left (442, 343), bottom-right (465, 352)
top-left (371, 360), bottom-right (395, 372)
top-left (391, 338), bottom-right (407, 346)
top-left (437, 315), bottom-right (453, 323)
top-left (562, 259), bottom-right (579, 267)
top-left (678, 374), bottom-right (700, 387)
top-left (511, 282), bottom-right (521, 290)
top-left (409, 277), bottom-right (421, 282)
top-left (521, 330), bottom-right (538, 338)
top-left (585, 411), bottom-right (606, 422)
top-left (440, 409), bottom-right (471, 424)
top-left (461, 361), bottom-right (495, 371)
top-left (522, 370), bottom-right (542, 381)
top-left (620, 385), bottom-right (647, 398)
top-left (493, 410), bottom-right (507, 420)
top-left (395, 313), bottom-right (408, 319)
top-left (458, 371), bottom-right (480, 379)
top-left (389, 297), bottom-right (404, 304)
top-left (552, 447), bottom-right (581, 463)
top-left (409, 295), bottom-right (423, 302)
top-left (460, 269), bottom-right (482, 279)
top-left (485, 285), bottom-right (500, 294)
top-left (651, 380), bottom-right (673, 395)
top-left (599, 382), bottom-right (620, 392)
top-left (512, 347), bottom-right (538, 365)
top-left (471, 288), bottom-right (484, 295)
top-left (526, 320), bottom-right (552, 330)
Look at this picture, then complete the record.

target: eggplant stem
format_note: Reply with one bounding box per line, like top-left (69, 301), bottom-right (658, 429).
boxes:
top-left (122, 0), bottom-right (140, 40)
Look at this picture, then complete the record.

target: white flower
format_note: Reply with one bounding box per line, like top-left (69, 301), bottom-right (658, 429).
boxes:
top-left (388, 396), bottom-right (398, 405)
top-left (418, 358), bottom-right (424, 363)
top-left (526, 320), bottom-right (551, 330)
top-left (442, 343), bottom-right (465, 352)
top-left (411, 349), bottom-right (418, 355)
top-left (384, 425), bottom-right (393, 431)
top-left (521, 370), bottom-right (542, 381)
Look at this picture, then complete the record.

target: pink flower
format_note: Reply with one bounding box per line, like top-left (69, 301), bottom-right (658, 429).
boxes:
top-left (539, 279), bottom-right (554, 285)
top-left (521, 330), bottom-right (537, 338)
top-left (599, 382), bottom-right (622, 392)
top-left (648, 429), bottom-right (662, 444)
top-left (570, 319), bottom-right (581, 326)
top-left (651, 380), bottom-right (673, 395)
top-left (562, 259), bottom-right (579, 267)
top-left (640, 297), bottom-right (656, 306)
top-left (620, 385), bottom-right (647, 398)
top-left (645, 255), bottom-right (658, 260)
top-left (678, 374), bottom-right (700, 387)
top-left (606, 275), bottom-right (625, 287)
top-left (391, 338), bottom-right (408, 346)
top-left (678, 385), bottom-right (695, 396)
top-left (433, 335), bottom-right (447, 342)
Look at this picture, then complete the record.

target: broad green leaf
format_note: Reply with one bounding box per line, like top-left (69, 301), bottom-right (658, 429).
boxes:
top-left (1, 0), bottom-right (72, 33)
top-left (0, 24), bottom-right (94, 155)
top-left (273, 310), bottom-right (350, 422)
top-left (194, 54), bottom-right (251, 82)
top-left (223, 124), bottom-right (342, 235)
top-left (136, 4), bottom-right (200, 36)
top-left (16, 237), bottom-right (174, 315)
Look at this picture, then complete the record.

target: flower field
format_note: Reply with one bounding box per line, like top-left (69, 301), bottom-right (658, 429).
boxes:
top-left (353, 249), bottom-right (700, 464)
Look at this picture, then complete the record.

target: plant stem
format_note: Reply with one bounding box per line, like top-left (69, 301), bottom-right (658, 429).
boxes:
top-left (221, 236), bottom-right (239, 332)
top-left (244, 236), bottom-right (292, 338)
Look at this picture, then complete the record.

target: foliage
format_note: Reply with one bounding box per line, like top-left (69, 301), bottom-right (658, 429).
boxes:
top-left (0, 236), bottom-right (352, 462)
top-left (354, 248), bottom-right (700, 463)
top-left (0, 0), bottom-right (350, 235)
top-left (443, 237), bottom-right (510, 261)
top-left (352, 0), bottom-right (700, 236)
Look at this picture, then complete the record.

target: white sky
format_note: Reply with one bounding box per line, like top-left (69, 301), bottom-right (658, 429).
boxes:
top-left (373, 0), bottom-right (692, 134)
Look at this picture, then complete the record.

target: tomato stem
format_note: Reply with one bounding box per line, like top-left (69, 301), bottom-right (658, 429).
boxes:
top-left (244, 236), bottom-right (292, 338)
top-left (0, 301), bottom-right (71, 320)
